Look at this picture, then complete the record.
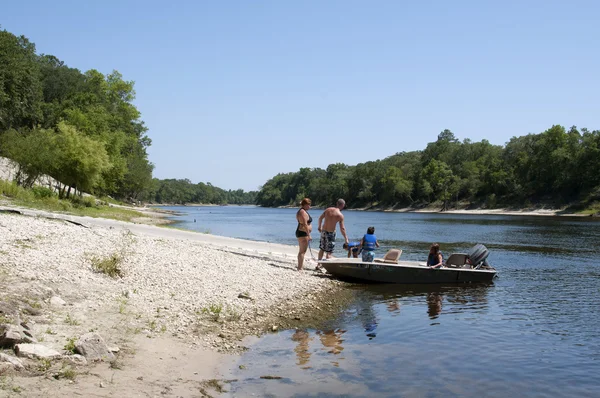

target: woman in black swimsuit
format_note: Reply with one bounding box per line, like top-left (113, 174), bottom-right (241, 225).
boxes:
top-left (296, 197), bottom-right (312, 271)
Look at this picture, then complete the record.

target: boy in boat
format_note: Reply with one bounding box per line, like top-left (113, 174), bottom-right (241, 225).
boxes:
top-left (359, 226), bottom-right (380, 262)
top-left (342, 241), bottom-right (361, 258)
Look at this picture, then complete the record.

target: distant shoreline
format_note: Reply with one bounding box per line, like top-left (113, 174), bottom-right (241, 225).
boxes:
top-left (273, 204), bottom-right (597, 218)
top-left (149, 203), bottom-right (257, 207)
top-left (145, 203), bottom-right (597, 218)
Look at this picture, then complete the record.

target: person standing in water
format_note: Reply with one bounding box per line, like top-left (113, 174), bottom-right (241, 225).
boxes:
top-left (295, 198), bottom-right (313, 271)
top-left (317, 199), bottom-right (349, 262)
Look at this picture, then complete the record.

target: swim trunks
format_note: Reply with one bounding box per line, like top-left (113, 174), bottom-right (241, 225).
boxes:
top-left (319, 231), bottom-right (336, 253)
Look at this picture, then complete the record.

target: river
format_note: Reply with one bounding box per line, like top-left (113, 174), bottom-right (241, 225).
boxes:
top-left (161, 205), bottom-right (600, 397)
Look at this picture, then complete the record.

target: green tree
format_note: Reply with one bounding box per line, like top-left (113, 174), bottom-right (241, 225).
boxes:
top-left (0, 127), bottom-right (54, 188)
top-left (0, 29), bottom-right (43, 131)
top-left (51, 122), bottom-right (110, 197)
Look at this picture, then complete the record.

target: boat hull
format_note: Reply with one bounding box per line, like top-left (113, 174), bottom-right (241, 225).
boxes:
top-left (318, 259), bottom-right (496, 284)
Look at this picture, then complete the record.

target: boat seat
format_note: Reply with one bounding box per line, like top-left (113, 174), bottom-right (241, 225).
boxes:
top-left (373, 249), bottom-right (402, 264)
top-left (445, 253), bottom-right (470, 268)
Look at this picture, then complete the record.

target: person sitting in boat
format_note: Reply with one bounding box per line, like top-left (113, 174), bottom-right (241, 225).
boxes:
top-left (427, 243), bottom-right (444, 268)
top-left (360, 226), bottom-right (380, 262)
top-left (343, 241), bottom-right (361, 258)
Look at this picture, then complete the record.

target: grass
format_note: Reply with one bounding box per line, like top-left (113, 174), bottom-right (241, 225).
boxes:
top-left (13, 239), bottom-right (33, 249)
top-left (197, 303), bottom-right (242, 323)
top-left (0, 179), bottom-right (145, 222)
top-left (59, 367), bottom-right (76, 380)
top-left (64, 314), bottom-right (80, 326)
top-left (0, 376), bottom-right (22, 394)
top-left (64, 337), bottom-right (77, 354)
top-left (37, 358), bottom-right (52, 372)
top-left (200, 303), bottom-right (223, 321)
top-left (91, 253), bottom-right (124, 278)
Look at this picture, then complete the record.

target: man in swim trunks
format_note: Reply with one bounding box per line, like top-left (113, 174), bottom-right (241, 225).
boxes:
top-left (317, 198), bottom-right (349, 261)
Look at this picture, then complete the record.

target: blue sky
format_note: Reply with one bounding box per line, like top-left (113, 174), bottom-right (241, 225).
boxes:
top-left (3, 1), bottom-right (599, 191)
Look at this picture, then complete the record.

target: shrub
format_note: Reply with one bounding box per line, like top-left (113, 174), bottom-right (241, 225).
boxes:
top-left (0, 179), bottom-right (23, 198)
top-left (70, 195), bottom-right (96, 208)
top-left (91, 253), bottom-right (124, 278)
top-left (64, 337), bottom-right (77, 354)
top-left (32, 186), bottom-right (56, 199)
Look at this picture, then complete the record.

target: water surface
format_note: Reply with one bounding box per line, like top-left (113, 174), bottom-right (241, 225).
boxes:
top-left (161, 206), bottom-right (600, 397)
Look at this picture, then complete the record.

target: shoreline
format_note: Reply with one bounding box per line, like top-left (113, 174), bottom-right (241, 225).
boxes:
top-left (0, 204), bottom-right (348, 397)
top-left (279, 204), bottom-right (596, 217)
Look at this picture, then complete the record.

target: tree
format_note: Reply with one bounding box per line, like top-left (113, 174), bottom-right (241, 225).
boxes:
top-left (51, 122), bottom-right (110, 197)
top-left (0, 127), bottom-right (54, 188)
top-left (0, 30), bottom-right (43, 131)
top-left (422, 159), bottom-right (457, 210)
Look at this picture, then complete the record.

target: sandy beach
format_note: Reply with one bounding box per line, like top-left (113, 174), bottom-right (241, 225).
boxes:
top-left (0, 206), bottom-right (348, 397)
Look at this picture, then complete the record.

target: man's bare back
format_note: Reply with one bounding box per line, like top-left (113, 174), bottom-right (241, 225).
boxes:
top-left (319, 207), bottom-right (344, 232)
top-left (317, 199), bottom-right (348, 261)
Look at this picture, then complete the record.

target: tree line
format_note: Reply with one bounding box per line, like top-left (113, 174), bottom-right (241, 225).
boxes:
top-left (256, 126), bottom-right (600, 210)
top-left (146, 178), bottom-right (257, 205)
top-left (0, 27), bottom-right (255, 204)
top-left (3, 27), bottom-right (598, 209)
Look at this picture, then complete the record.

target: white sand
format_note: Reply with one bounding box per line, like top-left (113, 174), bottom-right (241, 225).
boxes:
top-left (0, 207), bottom-right (333, 397)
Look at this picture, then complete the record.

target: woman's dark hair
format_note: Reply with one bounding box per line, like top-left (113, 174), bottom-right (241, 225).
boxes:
top-left (430, 243), bottom-right (440, 253)
top-left (367, 226), bottom-right (375, 234)
top-left (343, 242), bottom-right (349, 249)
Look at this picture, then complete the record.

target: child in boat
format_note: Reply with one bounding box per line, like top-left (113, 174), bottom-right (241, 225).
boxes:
top-left (342, 241), bottom-right (361, 258)
top-left (427, 243), bottom-right (444, 268)
top-left (360, 226), bottom-right (380, 262)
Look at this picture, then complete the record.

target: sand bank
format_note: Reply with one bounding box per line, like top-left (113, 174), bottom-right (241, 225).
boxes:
top-left (0, 206), bottom-right (346, 397)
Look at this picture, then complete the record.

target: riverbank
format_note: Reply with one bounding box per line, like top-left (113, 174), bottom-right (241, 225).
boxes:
top-left (350, 205), bottom-right (597, 217)
top-left (276, 203), bottom-right (597, 217)
top-left (0, 206), bottom-right (349, 397)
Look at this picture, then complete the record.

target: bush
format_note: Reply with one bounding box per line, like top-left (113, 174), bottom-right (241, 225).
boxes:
top-left (91, 253), bottom-right (124, 278)
top-left (0, 179), bottom-right (22, 198)
top-left (70, 195), bottom-right (96, 208)
top-left (31, 186), bottom-right (56, 199)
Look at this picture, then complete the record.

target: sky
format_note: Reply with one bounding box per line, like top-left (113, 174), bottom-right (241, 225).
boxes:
top-left (2, 1), bottom-right (599, 191)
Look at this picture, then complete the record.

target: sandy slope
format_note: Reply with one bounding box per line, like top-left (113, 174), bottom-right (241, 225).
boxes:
top-left (0, 206), bottom-right (344, 397)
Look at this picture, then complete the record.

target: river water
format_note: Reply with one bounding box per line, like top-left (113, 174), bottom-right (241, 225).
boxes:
top-left (161, 205), bottom-right (600, 397)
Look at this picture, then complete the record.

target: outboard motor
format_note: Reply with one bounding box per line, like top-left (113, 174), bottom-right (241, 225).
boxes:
top-left (467, 244), bottom-right (490, 269)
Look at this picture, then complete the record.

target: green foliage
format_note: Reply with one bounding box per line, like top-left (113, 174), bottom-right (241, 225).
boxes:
top-left (63, 337), bottom-right (77, 354)
top-left (64, 314), bottom-right (80, 326)
top-left (91, 253), bottom-right (124, 278)
top-left (255, 126), bottom-right (600, 210)
top-left (0, 29), bottom-right (43, 130)
top-left (0, 27), bottom-right (154, 201)
top-left (51, 122), bottom-right (110, 195)
top-left (31, 186), bottom-right (56, 199)
top-left (150, 178), bottom-right (257, 204)
top-left (0, 179), bottom-right (25, 198)
top-left (0, 128), bottom-right (55, 187)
